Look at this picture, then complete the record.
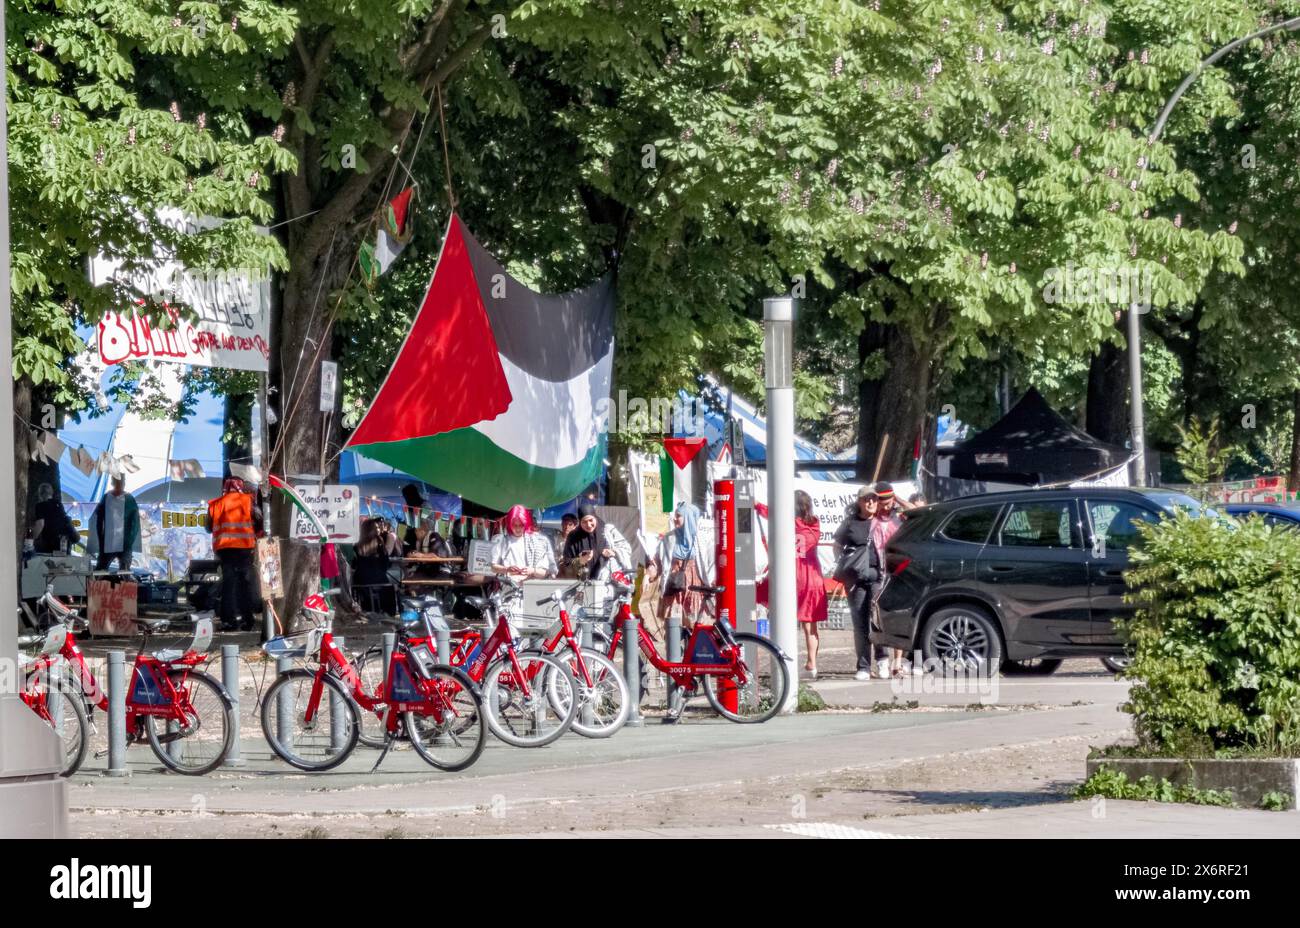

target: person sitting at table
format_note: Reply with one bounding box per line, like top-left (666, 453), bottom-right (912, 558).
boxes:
top-left (562, 504), bottom-right (632, 581)
top-left (489, 504), bottom-right (556, 579)
top-left (351, 518), bottom-right (396, 615)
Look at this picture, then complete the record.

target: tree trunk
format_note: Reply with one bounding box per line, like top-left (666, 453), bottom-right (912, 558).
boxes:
top-left (855, 321), bottom-right (937, 483)
top-left (1086, 338), bottom-right (1128, 446)
top-left (1288, 389), bottom-right (1300, 494)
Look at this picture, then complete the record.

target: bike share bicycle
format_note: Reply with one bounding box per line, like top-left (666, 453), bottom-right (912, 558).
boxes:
top-left (600, 574), bottom-right (790, 723)
top-left (19, 567), bottom-right (235, 775)
top-left (260, 589), bottom-right (487, 772)
top-left (352, 577), bottom-right (579, 747)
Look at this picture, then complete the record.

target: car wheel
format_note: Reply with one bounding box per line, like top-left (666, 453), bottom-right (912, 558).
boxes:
top-left (1100, 655), bottom-right (1132, 674)
top-left (1000, 657), bottom-right (1063, 676)
top-left (921, 605), bottom-right (1004, 675)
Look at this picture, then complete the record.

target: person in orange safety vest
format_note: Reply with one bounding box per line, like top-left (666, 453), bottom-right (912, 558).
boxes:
top-left (205, 477), bottom-right (265, 632)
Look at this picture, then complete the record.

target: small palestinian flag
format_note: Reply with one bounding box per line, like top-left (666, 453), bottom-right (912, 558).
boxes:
top-left (345, 215), bottom-right (615, 510)
top-left (359, 187), bottom-right (415, 287)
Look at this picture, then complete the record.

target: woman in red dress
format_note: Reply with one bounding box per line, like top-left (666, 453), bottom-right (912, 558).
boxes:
top-left (758, 490), bottom-right (830, 677)
top-left (793, 490), bottom-right (829, 677)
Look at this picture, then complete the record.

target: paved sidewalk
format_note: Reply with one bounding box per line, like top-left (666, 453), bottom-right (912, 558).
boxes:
top-left (70, 703), bottom-right (1126, 816)
top-left (482, 802), bottom-right (1300, 839)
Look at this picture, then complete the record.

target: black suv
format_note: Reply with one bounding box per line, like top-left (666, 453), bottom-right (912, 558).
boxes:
top-left (871, 488), bottom-right (1207, 674)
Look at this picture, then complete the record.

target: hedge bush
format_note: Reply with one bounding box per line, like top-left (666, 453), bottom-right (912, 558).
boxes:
top-left (1121, 510), bottom-right (1300, 756)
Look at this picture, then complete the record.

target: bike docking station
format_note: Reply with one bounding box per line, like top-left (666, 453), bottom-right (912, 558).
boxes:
top-left (711, 477), bottom-right (759, 716)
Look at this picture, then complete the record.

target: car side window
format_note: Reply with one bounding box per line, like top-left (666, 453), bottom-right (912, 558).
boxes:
top-left (1087, 501), bottom-right (1158, 553)
top-left (938, 506), bottom-right (1001, 545)
top-left (997, 501), bottom-right (1077, 549)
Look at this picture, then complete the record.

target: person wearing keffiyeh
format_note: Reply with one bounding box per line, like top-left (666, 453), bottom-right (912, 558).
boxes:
top-left (489, 504), bottom-right (556, 579)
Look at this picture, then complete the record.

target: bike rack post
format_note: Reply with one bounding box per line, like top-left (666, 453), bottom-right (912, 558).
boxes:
top-left (275, 655), bottom-right (292, 746)
top-left (106, 650), bottom-right (129, 777)
top-left (578, 619), bottom-right (594, 729)
top-left (666, 614), bottom-right (683, 716)
top-left (621, 616), bottom-right (643, 727)
top-left (382, 633), bottom-right (396, 679)
top-left (435, 627), bottom-right (450, 665)
top-left (329, 636), bottom-right (345, 754)
top-left (221, 644), bottom-right (245, 766)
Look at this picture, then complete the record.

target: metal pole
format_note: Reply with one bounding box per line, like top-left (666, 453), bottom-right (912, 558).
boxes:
top-left (0, 0), bottom-right (66, 835)
top-left (106, 651), bottom-right (129, 777)
top-left (666, 613), bottom-right (682, 716)
top-left (435, 627), bottom-right (449, 665)
top-left (329, 636), bottom-right (344, 753)
top-left (1127, 305), bottom-right (1148, 485)
top-left (221, 644), bottom-right (245, 766)
top-left (763, 296), bottom-right (799, 713)
top-left (621, 616), bottom-right (643, 727)
top-left (275, 655), bottom-right (292, 746)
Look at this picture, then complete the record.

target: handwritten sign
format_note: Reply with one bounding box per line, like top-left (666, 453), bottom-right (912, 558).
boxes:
top-left (88, 578), bottom-right (138, 637)
top-left (258, 537), bottom-right (283, 597)
top-left (291, 485), bottom-right (360, 543)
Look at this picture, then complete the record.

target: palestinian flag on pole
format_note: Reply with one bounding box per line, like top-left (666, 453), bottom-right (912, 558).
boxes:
top-left (345, 214), bottom-right (615, 510)
top-left (358, 187), bottom-right (415, 287)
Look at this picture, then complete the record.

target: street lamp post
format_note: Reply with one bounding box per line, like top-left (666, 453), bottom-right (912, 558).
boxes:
top-left (762, 296), bottom-right (797, 713)
top-left (0, 0), bottom-right (68, 836)
top-left (1128, 15), bottom-right (1300, 485)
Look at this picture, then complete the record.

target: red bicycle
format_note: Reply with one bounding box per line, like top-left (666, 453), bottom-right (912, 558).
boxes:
top-left (18, 620), bottom-right (89, 776)
top-left (260, 591), bottom-right (486, 772)
top-left (602, 577), bottom-right (790, 723)
top-left (527, 583), bottom-right (630, 738)
top-left (353, 578), bottom-right (578, 747)
top-left (21, 586), bottom-right (235, 774)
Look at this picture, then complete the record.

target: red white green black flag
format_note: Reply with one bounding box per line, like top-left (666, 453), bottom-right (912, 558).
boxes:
top-left (345, 215), bottom-right (615, 510)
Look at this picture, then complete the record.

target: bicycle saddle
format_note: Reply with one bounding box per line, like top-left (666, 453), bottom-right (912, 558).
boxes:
top-left (460, 595), bottom-right (489, 613)
top-left (134, 617), bottom-right (171, 633)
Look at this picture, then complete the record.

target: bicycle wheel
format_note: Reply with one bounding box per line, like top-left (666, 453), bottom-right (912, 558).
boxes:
top-left (543, 648), bottom-right (630, 739)
top-left (145, 670), bottom-right (236, 775)
top-left (259, 668), bottom-right (359, 772)
top-left (702, 633), bottom-right (789, 724)
top-left (482, 651), bottom-right (577, 748)
top-left (404, 667), bottom-right (487, 771)
top-left (28, 671), bottom-right (89, 776)
top-left (350, 646), bottom-right (390, 749)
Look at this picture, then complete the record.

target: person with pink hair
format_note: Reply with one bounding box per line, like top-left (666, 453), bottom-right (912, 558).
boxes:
top-left (489, 504), bottom-right (557, 579)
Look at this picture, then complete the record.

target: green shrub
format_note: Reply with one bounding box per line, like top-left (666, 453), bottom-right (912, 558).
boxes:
top-left (1074, 766), bottom-right (1235, 807)
top-left (1121, 511), bottom-right (1300, 755)
top-left (1258, 791), bottom-right (1292, 811)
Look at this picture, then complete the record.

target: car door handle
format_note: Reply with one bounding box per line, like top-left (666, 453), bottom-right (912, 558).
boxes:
top-left (987, 565), bottom-right (1016, 573)
top-left (1098, 568), bottom-right (1124, 578)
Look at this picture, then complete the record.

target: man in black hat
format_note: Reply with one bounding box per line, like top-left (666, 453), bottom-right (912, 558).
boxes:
top-left (400, 483), bottom-right (426, 555)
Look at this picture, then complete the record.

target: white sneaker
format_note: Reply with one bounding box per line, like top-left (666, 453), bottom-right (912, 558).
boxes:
top-left (854, 670), bottom-right (870, 682)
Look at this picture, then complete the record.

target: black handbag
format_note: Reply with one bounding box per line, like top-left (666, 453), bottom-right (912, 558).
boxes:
top-left (834, 544), bottom-right (878, 587)
top-left (664, 559), bottom-right (688, 594)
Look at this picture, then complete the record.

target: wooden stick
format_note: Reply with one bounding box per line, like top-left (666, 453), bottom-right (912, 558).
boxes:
top-left (871, 433), bottom-right (891, 483)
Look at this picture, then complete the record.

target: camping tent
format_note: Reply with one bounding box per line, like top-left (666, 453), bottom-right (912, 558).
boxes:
top-left (943, 388), bottom-right (1132, 486)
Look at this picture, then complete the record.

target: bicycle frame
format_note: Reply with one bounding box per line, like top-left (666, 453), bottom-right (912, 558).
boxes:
top-left (603, 600), bottom-right (751, 691)
top-left (445, 612), bottom-right (540, 696)
top-left (29, 593), bottom-right (214, 738)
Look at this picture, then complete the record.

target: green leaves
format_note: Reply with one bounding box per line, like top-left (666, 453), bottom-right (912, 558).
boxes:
top-left (1123, 510), bottom-right (1300, 755)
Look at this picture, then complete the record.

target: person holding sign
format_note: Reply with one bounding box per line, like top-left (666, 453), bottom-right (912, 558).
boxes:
top-left (489, 504), bottom-right (556, 579)
top-left (206, 477), bottom-right (265, 631)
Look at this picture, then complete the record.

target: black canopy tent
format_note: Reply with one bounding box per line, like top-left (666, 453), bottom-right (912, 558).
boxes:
top-left (944, 388), bottom-right (1132, 486)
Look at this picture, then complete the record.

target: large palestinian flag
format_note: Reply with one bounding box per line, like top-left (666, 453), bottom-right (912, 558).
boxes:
top-left (345, 215), bottom-right (614, 510)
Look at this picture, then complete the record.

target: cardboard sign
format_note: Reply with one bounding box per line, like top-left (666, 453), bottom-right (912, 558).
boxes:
top-left (258, 537), bottom-right (283, 597)
top-left (291, 485), bottom-right (360, 543)
top-left (467, 539), bottom-right (494, 574)
top-left (88, 578), bottom-right (138, 637)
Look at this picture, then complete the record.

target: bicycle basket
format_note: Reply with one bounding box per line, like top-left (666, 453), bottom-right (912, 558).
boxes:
top-left (262, 627), bottom-right (323, 660)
